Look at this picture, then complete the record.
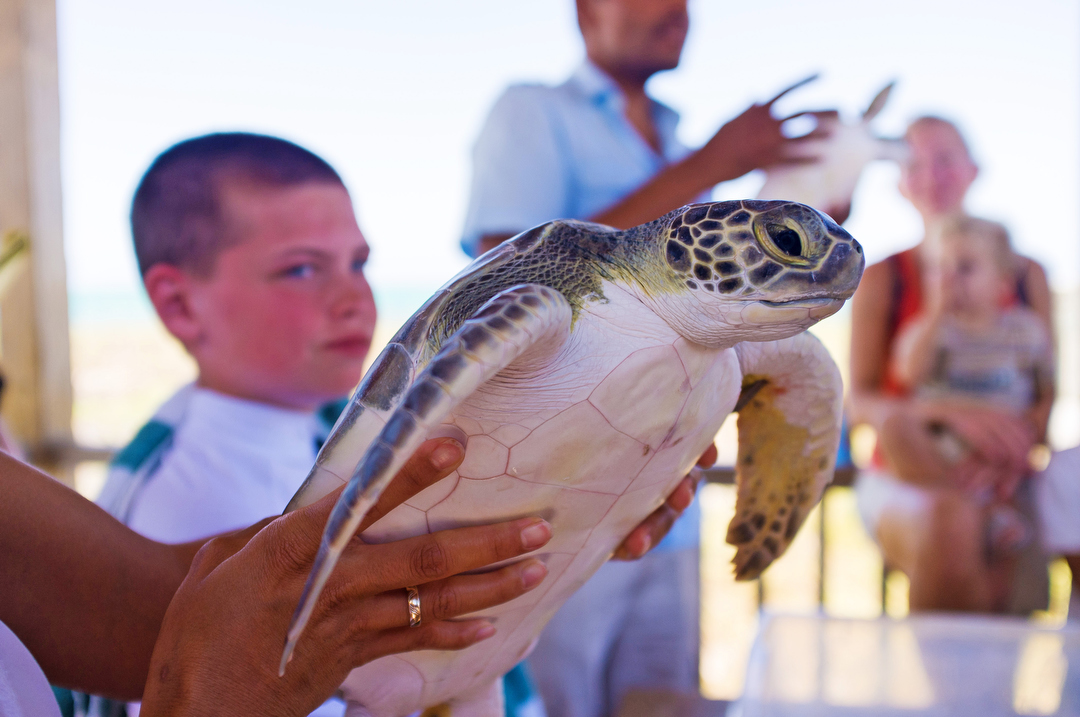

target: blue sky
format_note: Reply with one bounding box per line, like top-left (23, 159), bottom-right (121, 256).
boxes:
top-left (58, 0), bottom-right (1080, 309)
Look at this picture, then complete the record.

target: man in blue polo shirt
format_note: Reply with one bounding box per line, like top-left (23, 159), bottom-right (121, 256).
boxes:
top-left (461, 1), bottom-right (828, 715)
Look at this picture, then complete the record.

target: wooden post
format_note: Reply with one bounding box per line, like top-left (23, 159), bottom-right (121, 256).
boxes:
top-left (0, 0), bottom-right (73, 475)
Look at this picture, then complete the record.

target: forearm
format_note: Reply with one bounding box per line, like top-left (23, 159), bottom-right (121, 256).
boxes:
top-left (594, 93), bottom-right (832, 230)
top-left (478, 156), bottom-right (717, 252)
top-left (0, 453), bottom-right (194, 698)
top-left (876, 404), bottom-right (955, 487)
top-left (478, 152), bottom-right (736, 253)
top-left (846, 386), bottom-right (905, 435)
top-left (591, 151), bottom-right (738, 229)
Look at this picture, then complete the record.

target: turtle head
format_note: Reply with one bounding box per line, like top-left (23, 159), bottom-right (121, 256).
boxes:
top-left (635, 200), bottom-right (863, 348)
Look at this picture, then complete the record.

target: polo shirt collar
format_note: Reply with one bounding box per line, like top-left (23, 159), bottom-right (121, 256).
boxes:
top-left (568, 59), bottom-right (682, 153)
top-left (570, 59), bottom-right (623, 108)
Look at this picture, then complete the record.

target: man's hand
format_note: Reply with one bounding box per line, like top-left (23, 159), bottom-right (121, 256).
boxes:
top-left (693, 77), bottom-right (834, 184)
top-left (613, 443), bottom-right (718, 560)
top-left (140, 439), bottom-right (551, 717)
top-left (588, 78), bottom-right (836, 232)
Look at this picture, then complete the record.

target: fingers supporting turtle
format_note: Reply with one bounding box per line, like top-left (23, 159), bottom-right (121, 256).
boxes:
top-left (354, 438), bottom-right (465, 531)
top-left (612, 465), bottom-right (705, 561)
top-left (327, 548), bottom-right (550, 635)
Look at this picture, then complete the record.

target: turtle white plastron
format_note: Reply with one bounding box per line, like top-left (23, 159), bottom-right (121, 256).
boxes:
top-left (282, 200), bottom-right (864, 717)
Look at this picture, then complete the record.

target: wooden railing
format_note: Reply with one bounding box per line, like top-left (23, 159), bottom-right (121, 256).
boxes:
top-left (701, 465), bottom-right (856, 487)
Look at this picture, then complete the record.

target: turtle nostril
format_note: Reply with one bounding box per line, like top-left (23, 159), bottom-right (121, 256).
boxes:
top-left (770, 227), bottom-right (802, 257)
top-left (853, 241), bottom-right (863, 254)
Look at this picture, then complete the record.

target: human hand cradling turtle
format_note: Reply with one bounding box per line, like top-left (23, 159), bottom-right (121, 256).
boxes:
top-left (140, 436), bottom-right (706, 715)
top-left (140, 438), bottom-right (553, 717)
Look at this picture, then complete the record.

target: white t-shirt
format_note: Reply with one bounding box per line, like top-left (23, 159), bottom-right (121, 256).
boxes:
top-left (0, 621), bottom-right (61, 717)
top-left (126, 387), bottom-right (322, 543)
top-left (113, 387), bottom-right (346, 717)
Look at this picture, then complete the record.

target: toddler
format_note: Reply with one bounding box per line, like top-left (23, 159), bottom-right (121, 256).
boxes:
top-left (892, 216), bottom-right (1054, 555)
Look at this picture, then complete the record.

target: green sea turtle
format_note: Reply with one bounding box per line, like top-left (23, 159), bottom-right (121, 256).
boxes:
top-left (281, 199), bottom-right (863, 716)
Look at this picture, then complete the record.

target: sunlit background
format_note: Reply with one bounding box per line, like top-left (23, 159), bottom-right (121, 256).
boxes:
top-left (61, 0), bottom-right (1080, 439)
top-left (57, 0), bottom-right (1079, 707)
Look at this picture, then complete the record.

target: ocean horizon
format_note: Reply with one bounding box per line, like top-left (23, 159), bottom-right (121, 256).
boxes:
top-left (68, 284), bottom-right (441, 332)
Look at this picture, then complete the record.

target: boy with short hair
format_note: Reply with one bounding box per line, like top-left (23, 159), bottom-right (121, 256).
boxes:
top-left (95, 132), bottom-right (373, 717)
top-left (98, 133), bottom-right (375, 543)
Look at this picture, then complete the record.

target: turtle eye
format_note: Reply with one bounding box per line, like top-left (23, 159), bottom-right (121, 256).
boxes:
top-left (767, 224), bottom-right (803, 257)
top-left (752, 209), bottom-right (815, 265)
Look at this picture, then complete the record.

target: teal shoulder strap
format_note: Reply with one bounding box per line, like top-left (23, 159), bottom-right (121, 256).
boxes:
top-left (97, 384), bottom-right (194, 522)
top-left (503, 662), bottom-right (543, 717)
top-left (314, 397), bottom-right (350, 452)
top-left (110, 420), bottom-right (173, 472)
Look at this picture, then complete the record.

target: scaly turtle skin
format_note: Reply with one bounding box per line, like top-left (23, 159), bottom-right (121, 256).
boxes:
top-left (282, 200), bottom-right (863, 716)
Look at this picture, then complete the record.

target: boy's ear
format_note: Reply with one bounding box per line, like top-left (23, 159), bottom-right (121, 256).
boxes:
top-left (143, 263), bottom-right (203, 348)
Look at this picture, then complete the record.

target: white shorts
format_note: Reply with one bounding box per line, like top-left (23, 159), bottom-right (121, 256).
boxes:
top-left (855, 449), bottom-right (1080, 556)
top-left (854, 469), bottom-right (931, 539)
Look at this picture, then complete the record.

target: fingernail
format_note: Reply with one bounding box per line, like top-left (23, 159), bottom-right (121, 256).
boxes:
top-left (519, 519), bottom-right (551, 551)
top-left (430, 440), bottom-right (463, 470)
top-left (669, 485), bottom-right (692, 512)
top-left (521, 559), bottom-right (548, 589)
top-left (637, 534), bottom-right (652, 557)
top-left (473, 622), bottom-right (496, 641)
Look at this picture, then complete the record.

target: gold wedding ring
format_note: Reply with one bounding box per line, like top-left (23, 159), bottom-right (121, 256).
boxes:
top-left (406, 586), bottom-right (421, 628)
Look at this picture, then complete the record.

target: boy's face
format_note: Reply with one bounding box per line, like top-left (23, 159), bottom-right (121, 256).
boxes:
top-left (185, 181), bottom-right (376, 410)
top-left (940, 238), bottom-right (1007, 314)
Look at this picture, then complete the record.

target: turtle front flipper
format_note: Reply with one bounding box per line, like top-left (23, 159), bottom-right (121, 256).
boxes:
top-left (286, 341), bottom-right (419, 512)
top-left (285, 285), bottom-right (461, 512)
top-left (280, 284), bottom-right (572, 675)
top-left (728, 332), bottom-right (843, 580)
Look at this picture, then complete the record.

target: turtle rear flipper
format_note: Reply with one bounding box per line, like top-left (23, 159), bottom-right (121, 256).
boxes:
top-left (728, 333), bottom-right (843, 580)
top-left (280, 284), bottom-right (572, 675)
